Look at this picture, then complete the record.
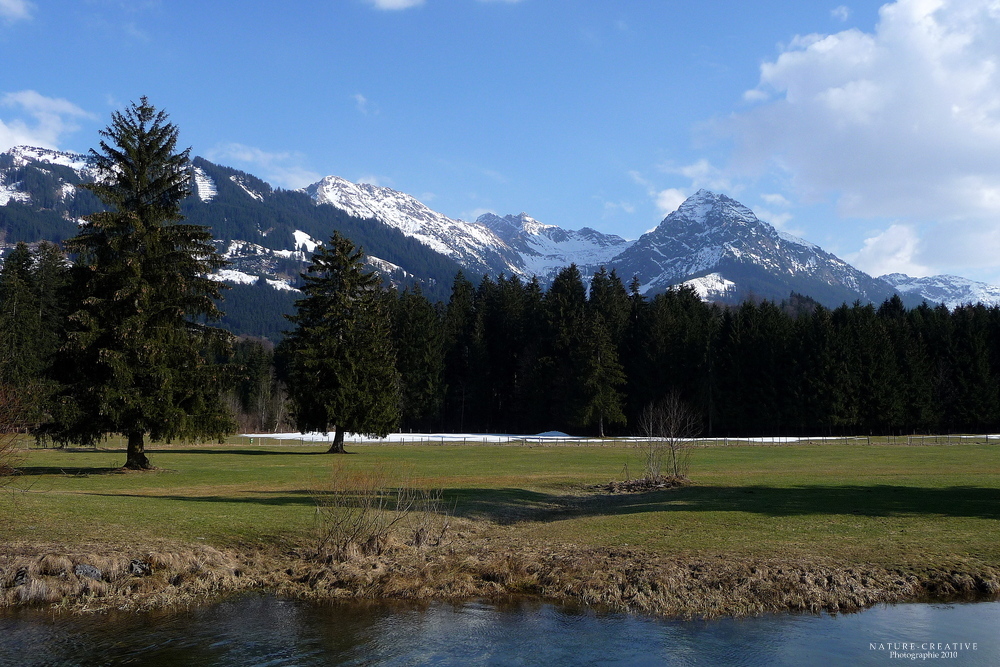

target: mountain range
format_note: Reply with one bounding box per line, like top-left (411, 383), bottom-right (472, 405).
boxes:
top-left (3, 144), bottom-right (998, 339)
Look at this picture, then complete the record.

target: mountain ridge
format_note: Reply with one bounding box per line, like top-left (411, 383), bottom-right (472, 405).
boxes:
top-left (3, 145), bottom-right (991, 317)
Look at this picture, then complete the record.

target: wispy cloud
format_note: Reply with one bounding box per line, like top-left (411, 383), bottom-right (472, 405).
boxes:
top-left (206, 142), bottom-right (322, 190)
top-left (0, 0), bottom-right (32, 23)
top-left (366, 0), bottom-right (424, 10)
top-left (0, 90), bottom-right (93, 152)
top-left (365, 0), bottom-right (522, 9)
top-left (831, 5), bottom-right (851, 22)
top-left (629, 171), bottom-right (687, 216)
top-left (847, 223), bottom-right (930, 277)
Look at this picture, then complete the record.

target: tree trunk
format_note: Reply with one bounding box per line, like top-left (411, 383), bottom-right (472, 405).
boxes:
top-left (598, 415), bottom-right (605, 438)
top-left (326, 425), bottom-right (346, 453)
top-left (124, 431), bottom-right (152, 470)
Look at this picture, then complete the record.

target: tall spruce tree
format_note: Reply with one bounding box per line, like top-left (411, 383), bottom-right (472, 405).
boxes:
top-left (44, 98), bottom-right (234, 469)
top-left (392, 284), bottom-right (444, 431)
top-left (283, 231), bottom-right (399, 452)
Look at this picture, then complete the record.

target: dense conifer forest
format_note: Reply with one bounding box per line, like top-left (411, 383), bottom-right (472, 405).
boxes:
top-left (5, 236), bottom-right (1000, 440)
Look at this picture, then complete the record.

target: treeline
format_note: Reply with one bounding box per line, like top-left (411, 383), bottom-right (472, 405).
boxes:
top-left (0, 241), bottom-right (286, 436)
top-left (385, 266), bottom-right (1000, 437)
top-left (5, 235), bottom-right (1000, 439)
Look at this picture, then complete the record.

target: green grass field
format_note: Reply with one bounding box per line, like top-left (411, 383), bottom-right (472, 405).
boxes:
top-left (3, 438), bottom-right (999, 571)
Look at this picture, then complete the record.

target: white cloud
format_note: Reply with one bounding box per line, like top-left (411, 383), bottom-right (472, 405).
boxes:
top-left (655, 188), bottom-right (687, 215)
top-left (0, 0), bottom-right (32, 22)
top-left (205, 142), bottom-right (322, 190)
top-left (367, 0), bottom-right (424, 9)
top-left (831, 5), bottom-right (851, 22)
top-left (674, 159), bottom-right (739, 193)
top-left (0, 90), bottom-right (92, 152)
top-left (754, 207), bottom-right (795, 229)
top-left (761, 193), bottom-right (792, 207)
top-left (629, 171), bottom-right (687, 215)
top-left (353, 93), bottom-right (373, 115)
top-left (847, 223), bottom-right (931, 277)
top-left (729, 0), bottom-right (1000, 224)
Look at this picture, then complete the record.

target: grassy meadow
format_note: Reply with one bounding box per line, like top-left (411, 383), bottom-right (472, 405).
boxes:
top-left (4, 437), bottom-right (999, 575)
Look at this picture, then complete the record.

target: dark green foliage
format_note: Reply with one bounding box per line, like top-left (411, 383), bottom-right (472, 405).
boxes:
top-left (216, 279), bottom-right (299, 342)
top-left (392, 285), bottom-right (445, 431)
top-left (0, 241), bottom-right (71, 423)
top-left (282, 232), bottom-right (400, 452)
top-left (41, 98), bottom-right (235, 469)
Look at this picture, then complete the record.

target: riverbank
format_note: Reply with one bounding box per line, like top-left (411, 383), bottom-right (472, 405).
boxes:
top-left (2, 440), bottom-right (999, 617)
top-left (3, 533), bottom-right (999, 618)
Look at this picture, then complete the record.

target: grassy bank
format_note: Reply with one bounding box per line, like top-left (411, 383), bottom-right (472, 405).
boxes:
top-left (2, 438), bottom-right (999, 616)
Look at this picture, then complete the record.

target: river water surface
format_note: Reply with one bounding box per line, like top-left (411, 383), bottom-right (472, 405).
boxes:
top-left (1, 596), bottom-right (998, 665)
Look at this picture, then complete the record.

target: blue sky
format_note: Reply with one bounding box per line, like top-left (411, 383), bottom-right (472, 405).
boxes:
top-left (4, 0), bottom-right (1000, 283)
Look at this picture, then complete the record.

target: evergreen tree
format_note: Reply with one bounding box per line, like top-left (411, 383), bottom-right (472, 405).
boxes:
top-left (543, 264), bottom-right (588, 431)
top-left (441, 272), bottom-right (478, 432)
top-left (392, 284), bottom-right (445, 431)
top-left (43, 98), bottom-right (234, 469)
top-left (579, 314), bottom-right (627, 436)
top-left (0, 243), bottom-right (40, 385)
top-left (282, 231), bottom-right (399, 452)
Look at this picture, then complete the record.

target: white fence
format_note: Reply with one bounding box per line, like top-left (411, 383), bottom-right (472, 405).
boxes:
top-left (239, 432), bottom-right (1000, 448)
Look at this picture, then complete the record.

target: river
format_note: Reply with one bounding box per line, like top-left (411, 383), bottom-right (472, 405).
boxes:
top-left (1, 596), bottom-right (997, 665)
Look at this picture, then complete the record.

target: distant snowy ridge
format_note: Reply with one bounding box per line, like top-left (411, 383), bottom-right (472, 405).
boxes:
top-left (6, 146), bottom-right (92, 173)
top-left (880, 273), bottom-right (1000, 308)
top-left (477, 212), bottom-right (633, 279)
top-left (303, 175), bottom-right (521, 277)
top-left (302, 175), bottom-right (630, 283)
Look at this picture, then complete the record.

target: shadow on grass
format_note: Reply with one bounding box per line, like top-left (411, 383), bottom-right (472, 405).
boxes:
top-left (146, 448), bottom-right (335, 456)
top-left (87, 489), bottom-right (319, 507)
top-left (12, 466), bottom-right (124, 476)
top-left (449, 485), bottom-right (1000, 524)
top-left (57, 484), bottom-right (1000, 525)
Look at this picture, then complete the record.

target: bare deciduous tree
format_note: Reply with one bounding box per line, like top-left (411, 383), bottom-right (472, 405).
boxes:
top-left (638, 391), bottom-right (701, 482)
top-left (0, 384), bottom-right (27, 482)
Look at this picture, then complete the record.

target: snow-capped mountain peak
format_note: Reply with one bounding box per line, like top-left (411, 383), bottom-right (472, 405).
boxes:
top-left (608, 189), bottom-right (900, 305)
top-left (302, 175), bottom-right (520, 276)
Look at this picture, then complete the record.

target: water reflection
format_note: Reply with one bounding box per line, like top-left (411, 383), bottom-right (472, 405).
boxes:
top-left (1, 595), bottom-right (997, 665)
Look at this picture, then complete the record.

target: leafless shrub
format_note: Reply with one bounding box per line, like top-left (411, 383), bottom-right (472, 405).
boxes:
top-left (0, 384), bottom-right (28, 481)
top-left (313, 461), bottom-right (450, 560)
top-left (637, 391), bottom-right (701, 482)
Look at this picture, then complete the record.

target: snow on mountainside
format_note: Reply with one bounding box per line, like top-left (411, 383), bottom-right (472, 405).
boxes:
top-left (880, 273), bottom-right (1000, 308)
top-left (477, 212), bottom-right (633, 280)
top-left (192, 167), bottom-right (217, 202)
top-left (607, 189), bottom-right (900, 306)
top-left (681, 273), bottom-right (737, 301)
top-left (303, 175), bottom-right (521, 278)
top-left (6, 146), bottom-right (91, 172)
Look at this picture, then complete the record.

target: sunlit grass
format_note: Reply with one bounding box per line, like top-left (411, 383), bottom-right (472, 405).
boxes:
top-left (3, 437), bottom-right (999, 570)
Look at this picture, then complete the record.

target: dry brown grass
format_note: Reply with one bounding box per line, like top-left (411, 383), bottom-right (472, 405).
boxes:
top-left (3, 524), bottom-right (999, 617)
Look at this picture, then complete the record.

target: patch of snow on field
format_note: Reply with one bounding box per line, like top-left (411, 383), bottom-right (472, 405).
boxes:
top-left (242, 431), bottom-right (613, 444)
